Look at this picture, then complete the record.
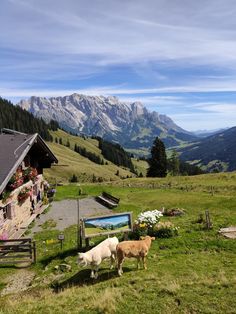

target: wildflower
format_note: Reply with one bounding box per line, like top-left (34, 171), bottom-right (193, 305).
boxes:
top-left (135, 209), bottom-right (163, 229)
top-left (139, 223), bottom-right (146, 228)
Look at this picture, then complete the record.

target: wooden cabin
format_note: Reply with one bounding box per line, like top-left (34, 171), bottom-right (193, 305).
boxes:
top-left (0, 129), bottom-right (58, 239)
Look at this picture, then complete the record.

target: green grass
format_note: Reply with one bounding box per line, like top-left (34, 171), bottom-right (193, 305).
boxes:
top-left (44, 130), bottom-right (134, 184)
top-left (41, 219), bottom-right (57, 229)
top-left (0, 172), bottom-right (236, 313)
top-left (132, 158), bottom-right (148, 176)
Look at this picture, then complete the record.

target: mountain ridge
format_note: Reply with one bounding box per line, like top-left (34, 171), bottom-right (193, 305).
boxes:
top-left (18, 93), bottom-right (196, 150)
top-left (178, 126), bottom-right (236, 172)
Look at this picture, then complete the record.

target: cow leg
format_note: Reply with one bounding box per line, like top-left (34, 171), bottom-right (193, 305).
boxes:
top-left (90, 268), bottom-right (95, 278)
top-left (110, 253), bottom-right (116, 269)
top-left (117, 257), bottom-right (124, 276)
top-left (137, 256), bottom-right (141, 269)
top-left (143, 256), bottom-right (147, 270)
top-left (94, 265), bottom-right (99, 279)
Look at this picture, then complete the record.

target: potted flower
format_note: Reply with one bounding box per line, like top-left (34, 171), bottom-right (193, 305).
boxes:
top-left (23, 167), bottom-right (38, 183)
top-left (18, 187), bottom-right (31, 204)
top-left (1, 190), bottom-right (12, 204)
top-left (8, 173), bottom-right (24, 190)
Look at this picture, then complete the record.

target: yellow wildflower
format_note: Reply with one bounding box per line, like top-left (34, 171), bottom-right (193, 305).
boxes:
top-left (139, 223), bottom-right (146, 228)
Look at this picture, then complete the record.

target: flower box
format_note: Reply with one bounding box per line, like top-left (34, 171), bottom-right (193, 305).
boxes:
top-left (23, 167), bottom-right (38, 183)
top-left (18, 187), bottom-right (31, 204)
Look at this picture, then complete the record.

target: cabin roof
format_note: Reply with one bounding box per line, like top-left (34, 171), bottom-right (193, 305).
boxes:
top-left (0, 129), bottom-right (58, 195)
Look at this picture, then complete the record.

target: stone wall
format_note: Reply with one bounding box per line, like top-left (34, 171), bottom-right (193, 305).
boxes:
top-left (0, 175), bottom-right (45, 239)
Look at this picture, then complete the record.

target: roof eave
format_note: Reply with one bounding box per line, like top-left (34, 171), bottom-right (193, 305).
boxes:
top-left (0, 134), bottom-right (58, 195)
top-left (36, 134), bottom-right (58, 164)
top-left (0, 134), bottom-right (37, 195)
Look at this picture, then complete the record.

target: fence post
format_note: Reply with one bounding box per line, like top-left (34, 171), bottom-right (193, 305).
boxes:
top-left (205, 210), bottom-right (212, 230)
top-left (32, 241), bottom-right (36, 263)
top-left (85, 238), bottom-right (90, 250)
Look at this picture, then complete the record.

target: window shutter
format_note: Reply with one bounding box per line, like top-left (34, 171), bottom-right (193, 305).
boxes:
top-left (7, 203), bottom-right (16, 219)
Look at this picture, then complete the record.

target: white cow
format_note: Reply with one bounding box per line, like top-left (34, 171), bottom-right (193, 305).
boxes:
top-left (78, 237), bottom-right (119, 279)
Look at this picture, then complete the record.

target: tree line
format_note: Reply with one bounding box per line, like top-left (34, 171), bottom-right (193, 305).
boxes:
top-left (53, 136), bottom-right (105, 165)
top-left (74, 143), bottom-right (104, 165)
top-left (94, 136), bottom-right (135, 173)
top-left (0, 97), bottom-right (59, 140)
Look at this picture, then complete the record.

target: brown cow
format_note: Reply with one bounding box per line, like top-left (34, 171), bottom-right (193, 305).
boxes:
top-left (116, 235), bottom-right (155, 276)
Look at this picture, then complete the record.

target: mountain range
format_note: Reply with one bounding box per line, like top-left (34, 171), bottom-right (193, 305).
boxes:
top-left (18, 93), bottom-right (196, 151)
top-left (177, 127), bottom-right (236, 172)
top-left (192, 128), bottom-right (228, 138)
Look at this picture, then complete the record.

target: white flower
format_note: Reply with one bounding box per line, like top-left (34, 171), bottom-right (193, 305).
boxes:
top-left (135, 209), bottom-right (163, 228)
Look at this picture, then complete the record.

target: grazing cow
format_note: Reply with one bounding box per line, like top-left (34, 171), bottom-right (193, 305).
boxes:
top-left (78, 237), bottom-right (119, 279)
top-left (116, 235), bottom-right (155, 276)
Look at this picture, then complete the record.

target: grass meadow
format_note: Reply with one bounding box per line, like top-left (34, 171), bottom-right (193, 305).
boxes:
top-left (44, 130), bottom-right (134, 183)
top-left (0, 173), bottom-right (236, 313)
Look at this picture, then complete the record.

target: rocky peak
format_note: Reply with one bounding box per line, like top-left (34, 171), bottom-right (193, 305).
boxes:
top-left (17, 93), bottom-right (196, 149)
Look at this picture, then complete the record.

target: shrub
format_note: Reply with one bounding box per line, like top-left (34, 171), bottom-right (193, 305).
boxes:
top-left (70, 174), bottom-right (78, 183)
top-left (151, 222), bottom-right (179, 238)
top-left (130, 223), bottom-right (148, 239)
top-left (42, 195), bottom-right (49, 205)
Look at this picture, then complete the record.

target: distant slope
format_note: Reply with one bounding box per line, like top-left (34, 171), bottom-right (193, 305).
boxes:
top-left (178, 127), bottom-right (236, 172)
top-left (18, 93), bottom-right (196, 150)
top-left (192, 128), bottom-right (228, 138)
top-left (44, 130), bottom-right (135, 183)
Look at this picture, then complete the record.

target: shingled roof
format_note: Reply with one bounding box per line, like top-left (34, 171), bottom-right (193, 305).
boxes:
top-left (0, 129), bottom-right (58, 195)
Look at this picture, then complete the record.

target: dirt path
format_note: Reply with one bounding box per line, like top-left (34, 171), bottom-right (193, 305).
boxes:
top-left (1, 269), bottom-right (35, 296)
top-left (31, 197), bottom-right (111, 233)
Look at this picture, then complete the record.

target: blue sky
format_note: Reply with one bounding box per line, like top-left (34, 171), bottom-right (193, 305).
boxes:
top-left (1, 0), bottom-right (236, 131)
top-left (86, 215), bottom-right (129, 227)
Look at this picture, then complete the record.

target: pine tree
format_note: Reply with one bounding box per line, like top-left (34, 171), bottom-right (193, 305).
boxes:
top-left (66, 139), bottom-right (70, 148)
top-left (147, 137), bottom-right (167, 177)
top-left (92, 174), bottom-right (96, 183)
top-left (168, 150), bottom-right (180, 176)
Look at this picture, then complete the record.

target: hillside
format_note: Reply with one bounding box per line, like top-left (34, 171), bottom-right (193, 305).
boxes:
top-left (0, 97), bottom-right (140, 182)
top-left (0, 97), bottom-right (56, 140)
top-left (178, 127), bottom-right (236, 172)
top-left (44, 129), bottom-right (136, 183)
top-left (18, 93), bottom-right (196, 150)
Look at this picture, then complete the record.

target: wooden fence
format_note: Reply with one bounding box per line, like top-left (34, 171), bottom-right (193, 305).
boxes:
top-left (0, 238), bottom-right (36, 265)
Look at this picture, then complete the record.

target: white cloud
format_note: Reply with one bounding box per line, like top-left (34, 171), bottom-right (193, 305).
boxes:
top-left (1, 0), bottom-right (236, 132)
top-left (1, 0), bottom-right (236, 66)
top-left (191, 102), bottom-right (236, 113)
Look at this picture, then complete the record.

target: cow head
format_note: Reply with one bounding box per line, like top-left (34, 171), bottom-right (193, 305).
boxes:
top-left (77, 253), bottom-right (87, 266)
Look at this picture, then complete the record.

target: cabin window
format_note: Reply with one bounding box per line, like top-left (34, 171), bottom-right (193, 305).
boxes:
top-left (3, 207), bottom-right (8, 220)
top-left (0, 203), bottom-right (13, 221)
top-left (33, 183), bottom-right (38, 196)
